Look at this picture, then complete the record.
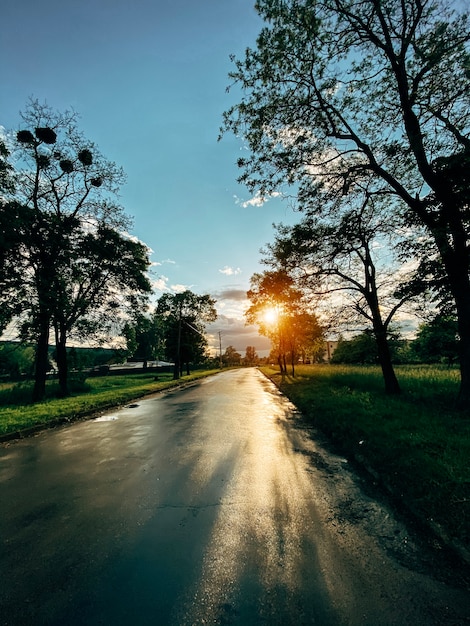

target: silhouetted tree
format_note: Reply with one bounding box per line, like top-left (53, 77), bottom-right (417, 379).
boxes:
top-left (263, 198), bottom-right (422, 393)
top-left (0, 141), bottom-right (31, 333)
top-left (7, 99), bottom-right (150, 399)
top-left (124, 312), bottom-right (166, 367)
top-left (222, 0), bottom-right (470, 406)
top-left (243, 346), bottom-right (259, 366)
top-left (223, 345), bottom-right (242, 366)
top-left (156, 290), bottom-right (217, 379)
top-left (246, 269), bottom-right (324, 375)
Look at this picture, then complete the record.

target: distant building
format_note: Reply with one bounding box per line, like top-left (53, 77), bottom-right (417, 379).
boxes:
top-left (324, 340), bottom-right (338, 362)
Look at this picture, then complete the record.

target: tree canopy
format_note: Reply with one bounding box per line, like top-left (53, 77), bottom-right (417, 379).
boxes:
top-left (222, 0), bottom-right (470, 406)
top-left (2, 100), bottom-right (151, 399)
top-left (246, 269), bottom-right (324, 374)
top-left (156, 290), bottom-right (217, 379)
top-left (262, 198), bottom-right (422, 392)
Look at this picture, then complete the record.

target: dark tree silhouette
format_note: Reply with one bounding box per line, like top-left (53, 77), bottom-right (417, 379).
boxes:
top-left (222, 0), bottom-right (470, 407)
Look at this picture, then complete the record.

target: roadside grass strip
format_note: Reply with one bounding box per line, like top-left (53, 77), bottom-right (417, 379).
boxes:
top-left (0, 369), bottom-right (220, 436)
top-left (261, 364), bottom-right (470, 556)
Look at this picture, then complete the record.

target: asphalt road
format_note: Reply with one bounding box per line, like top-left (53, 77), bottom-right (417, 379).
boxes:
top-left (0, 368), bottom-right (469, 625)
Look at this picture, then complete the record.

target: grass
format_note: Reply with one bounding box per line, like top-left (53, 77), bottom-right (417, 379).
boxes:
top-left (261, 364), bottom-right (470, 554)
top-left (0, 369), bottom-right (220, 437)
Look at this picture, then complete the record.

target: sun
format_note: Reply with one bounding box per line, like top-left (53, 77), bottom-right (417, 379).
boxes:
top-left (263, 306), bottom-right (279, 325)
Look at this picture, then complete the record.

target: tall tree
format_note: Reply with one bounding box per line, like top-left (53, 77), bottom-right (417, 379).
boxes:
top-left (223, 345), bottom-right (242, 366)
top-left (48, 225), bottom-right (151, 395)
top-left (156, 290), bottom-right (217, 379)
top-left (264, 199), bottom-right (420, 393)
top-left (7, 99), bottom-right (149, 400)
top-left (222, 0), bottom-right (470, 407)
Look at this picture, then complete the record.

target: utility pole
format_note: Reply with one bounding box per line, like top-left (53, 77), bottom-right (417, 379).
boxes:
top-left (174, 304), bottom-right (182, 380)
top-left (219, 331), bottom-right (223, 369)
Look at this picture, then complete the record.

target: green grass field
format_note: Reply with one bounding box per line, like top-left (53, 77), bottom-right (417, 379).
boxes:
top-left (0, 369), bottom-right (220, 437)
top-left (261, 364), bottom-right (470, 555)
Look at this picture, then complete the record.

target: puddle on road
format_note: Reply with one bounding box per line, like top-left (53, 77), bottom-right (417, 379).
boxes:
top-left (93, 415), bottom-right (119, 422)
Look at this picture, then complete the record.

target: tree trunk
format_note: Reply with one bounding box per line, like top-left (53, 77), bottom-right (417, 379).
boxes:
top-left (374, 329), bottom-right (401, 395)
top-left (173, 316), bottom-right (182, 380)
top-left (55, 327), bottom-right (69, 398)
top-left (32, 315), bottom-right (50, 402)
top-left (450, 275), bottom-right (470, 410)
top-left (368, 284), bottom-right (400, 395)
top-left (430, 218), bottom-right (470, 409)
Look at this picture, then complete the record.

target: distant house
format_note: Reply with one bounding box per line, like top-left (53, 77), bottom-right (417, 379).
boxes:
top-left (324, 341), bottom-right (338, 362)
top-left (300, 341), bottom-right (338, 363)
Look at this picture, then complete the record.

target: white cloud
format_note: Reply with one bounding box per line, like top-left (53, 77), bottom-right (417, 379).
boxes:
top-left (152, 276), bottom-right (169, 291)
top-left (171, 283), bottom-right (188, 293)
top-left (234, 191), bottom-right (281, 208)
top-left (152, 258), bottom-right (176, 267)
top-left (219, 266), bottom-right (241, 276)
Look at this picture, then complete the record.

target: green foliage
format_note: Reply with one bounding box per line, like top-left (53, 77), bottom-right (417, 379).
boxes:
top-left (412, 315), bottom-right (459, 365)
top-left (124, 313), bottom-right (166, 363)
top-left (3, 99), bottom-right (151, 400)
top-left (331, 331), bottom-right (404, 365)
top-left (156, 290), bottom-right (217, 376)
top-left (223, 0), bottom-right (470, 407)
top-left (331, 333), bottom-right (379, 365)
top-left (0, 343), bottom-right (35, 379)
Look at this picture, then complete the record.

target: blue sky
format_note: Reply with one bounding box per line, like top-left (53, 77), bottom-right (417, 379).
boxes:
top-left (1, 0), bottom-right (296, 356)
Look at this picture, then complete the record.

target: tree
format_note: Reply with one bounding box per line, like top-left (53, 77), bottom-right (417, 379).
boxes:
top-left (331, 333), bottom-right (379, 365)
top-left (264, 198), bottom-right (420, 393)
top-left (243, 346), bottom-right (259, 366)
top-left (222, 0), bottom-right (470, 407)
top-left (6, 99), bottom-right (150, 399)
top-left (156, 290), bottom-right (217, 379)
top-left (0, 138), bottom-right (14, 194)
top-left (0, 343), bottom-right (35, 380)
top-left (412, 314), bottom-right (459, 365)
top-left (330, 331), bottom-right (403, 365)
top-left (223, 345), bottom-right (242, 366)
top-left (124, 312), bottom-right (166, 367)
top-left (48, 225), bottom-right (151, 395)
top-left (0, 141), bottom-right (30, 333)
top-left (246, 269), bottom-right (324, 375)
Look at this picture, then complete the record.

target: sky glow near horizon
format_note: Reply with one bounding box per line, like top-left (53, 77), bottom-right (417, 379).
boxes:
top-left (1, 0), bottom-right (299, 356)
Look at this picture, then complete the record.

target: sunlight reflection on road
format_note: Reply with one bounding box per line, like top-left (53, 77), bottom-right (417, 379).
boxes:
top-left (176, 370), bottom-right (340, 624)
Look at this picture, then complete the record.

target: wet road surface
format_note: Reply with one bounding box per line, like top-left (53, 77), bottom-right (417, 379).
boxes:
top-left (0, 368), bottom-right (469, 625)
